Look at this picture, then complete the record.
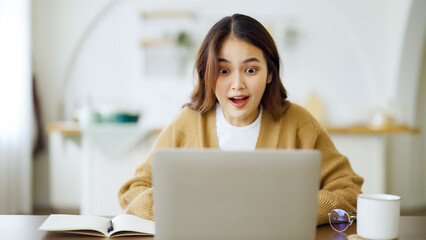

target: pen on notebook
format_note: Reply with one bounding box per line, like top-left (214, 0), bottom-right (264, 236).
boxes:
top-left (107, 220), bottom-right (113, 233)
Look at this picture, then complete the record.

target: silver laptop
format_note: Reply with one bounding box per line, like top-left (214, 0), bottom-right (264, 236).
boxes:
top-left (152, 149), bottom-right (321, 240)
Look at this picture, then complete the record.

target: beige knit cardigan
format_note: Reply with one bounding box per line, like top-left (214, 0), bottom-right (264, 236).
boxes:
top-left (118, 102), bottom-right (364, 226)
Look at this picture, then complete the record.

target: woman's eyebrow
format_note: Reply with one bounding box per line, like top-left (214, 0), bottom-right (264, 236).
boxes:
top-left (243, 57), bottom-right (260, 63)
top-left (218, 57), bottom-right (260, 63)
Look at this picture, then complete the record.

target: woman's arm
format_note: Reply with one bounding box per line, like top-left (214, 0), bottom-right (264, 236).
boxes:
top-left (289, 103), bottom-right (364, 225)
top-left (117, 107), bottom-right (195, 220)
top-left (117, 123), bottom-right (180, 220)
top-left (313, 126), bottom-right (364, 225)
top-left (118, 154), bottom-right (155, 220)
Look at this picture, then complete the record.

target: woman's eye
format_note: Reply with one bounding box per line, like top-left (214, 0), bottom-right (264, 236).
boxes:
top-left (219, 68), bottom-right (229, 75)
top-left (246, 68), bottom-right (257, 74)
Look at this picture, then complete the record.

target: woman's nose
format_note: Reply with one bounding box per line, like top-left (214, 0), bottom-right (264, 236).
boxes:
top-left (231, 73), bottom-right (246, 90)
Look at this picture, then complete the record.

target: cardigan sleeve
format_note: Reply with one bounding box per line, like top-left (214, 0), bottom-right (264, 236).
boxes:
top-left (311, 125), bottom-right (364, 226)
top-left (288, 103), bottom-right (363, 225)
top-left (117, 107), bottom-right (194, 220)
top-left (117, 123), bottom-right (179, 220)
top-left (117, 152), bottom-right (154, 220)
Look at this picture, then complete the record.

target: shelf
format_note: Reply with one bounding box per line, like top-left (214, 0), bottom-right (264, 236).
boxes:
top-left (140, 38), bottom-right (176, 47)
top-left (47, 122), bottom-right (420, 137)
top-left (45, 122), bottom-right (81, 135)
top-left (326, 125), bottom-right (420, 135)
top-left (46, 122), bottom-right (162, 137)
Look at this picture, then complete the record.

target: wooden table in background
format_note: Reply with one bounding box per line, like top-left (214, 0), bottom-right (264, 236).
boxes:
top-left (46, 122), bottom-right (420, 136)
top-left (1, 215), bottom-right (425, 240)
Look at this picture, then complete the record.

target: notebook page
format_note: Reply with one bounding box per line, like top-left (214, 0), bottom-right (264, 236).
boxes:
top-left (39, 214), bottom-right (110, 236)
top-left (110, 214), bottom-right (155, 236)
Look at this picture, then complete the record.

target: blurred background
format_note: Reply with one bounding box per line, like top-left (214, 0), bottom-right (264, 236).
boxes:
top-left (0, 0), bottom-right (425, 216)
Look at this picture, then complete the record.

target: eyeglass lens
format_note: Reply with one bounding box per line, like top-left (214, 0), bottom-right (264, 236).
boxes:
top-left (329, 209), bottom-right (350, 232)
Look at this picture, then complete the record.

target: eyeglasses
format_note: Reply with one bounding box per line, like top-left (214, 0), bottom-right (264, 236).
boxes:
top-left (328, 209), bottom-right (357, 232)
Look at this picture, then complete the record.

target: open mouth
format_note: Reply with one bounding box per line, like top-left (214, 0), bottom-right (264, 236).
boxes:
top-left (228, 96), bottom-right (249, 108)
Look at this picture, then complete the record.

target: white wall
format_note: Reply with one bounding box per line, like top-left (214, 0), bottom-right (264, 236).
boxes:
top-left (32, 0), bottom-right (112, 123)
top-left (420, 48), bottom-right (426, 206)
top-left (32, 0), bottom-right (115, 208)
top-left (393, 0), bottom-right (426, 125)
top-left (32, 0), bottom-right (426, 209)
top-left (61, 0), bottom-right (384, 126)
top-left (33, 0), bottom-right (425, 127)
top-left (387, 0), bottom-right (426, 210)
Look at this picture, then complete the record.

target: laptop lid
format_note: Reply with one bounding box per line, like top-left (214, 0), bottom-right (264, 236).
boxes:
top-left (152, 149), bottom-right (321, 240)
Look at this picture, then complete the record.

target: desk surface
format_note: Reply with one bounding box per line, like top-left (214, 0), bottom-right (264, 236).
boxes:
top-left (0, 215), bottom-right (425, 240)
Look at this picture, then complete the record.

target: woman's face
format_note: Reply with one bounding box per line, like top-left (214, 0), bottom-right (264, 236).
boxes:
top-left (215, 36), bottom-right (271, 126)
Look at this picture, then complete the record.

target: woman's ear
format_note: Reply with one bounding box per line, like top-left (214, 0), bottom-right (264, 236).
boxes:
top-left (267, 73), bottom-right (272, 84)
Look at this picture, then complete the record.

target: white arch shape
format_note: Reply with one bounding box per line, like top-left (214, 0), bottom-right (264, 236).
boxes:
top-left (60, 0), bottom-right (119, 119)
top-left (394, 0), bottom-right (426, 126)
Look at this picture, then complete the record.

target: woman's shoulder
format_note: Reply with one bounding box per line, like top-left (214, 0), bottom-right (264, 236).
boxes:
top-left (282, 101), bottom-right (316, 120)
top-left (169, 105), bottom-right (215, 130)
top-left (169, 106), bottom-right (200, 126)
top-left (272, 101), bottom-right (321, 130)
top-left (155, 106), bottom-right (199, 138)
top-left (153, 106), bottom-right (201, 148)
top-left (179, 106), bottom-right (199, 117)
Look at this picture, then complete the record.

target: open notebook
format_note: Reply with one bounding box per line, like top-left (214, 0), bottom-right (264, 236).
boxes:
top-left (39, 214), bottom-right (155, 237)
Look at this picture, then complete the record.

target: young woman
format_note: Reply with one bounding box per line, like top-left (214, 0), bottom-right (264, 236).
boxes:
top-left (118, 13), bottom-right (363, 226)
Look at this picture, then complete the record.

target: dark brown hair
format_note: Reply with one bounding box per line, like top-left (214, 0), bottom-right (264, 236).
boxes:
top-left (186, 13), bottom-right (288, 120)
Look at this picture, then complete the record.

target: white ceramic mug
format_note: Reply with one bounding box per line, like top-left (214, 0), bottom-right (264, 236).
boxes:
top-left (357, 194), bottom-right (401, 240)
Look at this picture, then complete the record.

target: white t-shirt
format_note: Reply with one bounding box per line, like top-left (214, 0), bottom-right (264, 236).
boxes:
top-left (216, 103), bottom-right (262, 151)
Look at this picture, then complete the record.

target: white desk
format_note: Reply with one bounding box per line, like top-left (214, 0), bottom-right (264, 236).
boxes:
top-left (46, 122), bottom-right (160, 215)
